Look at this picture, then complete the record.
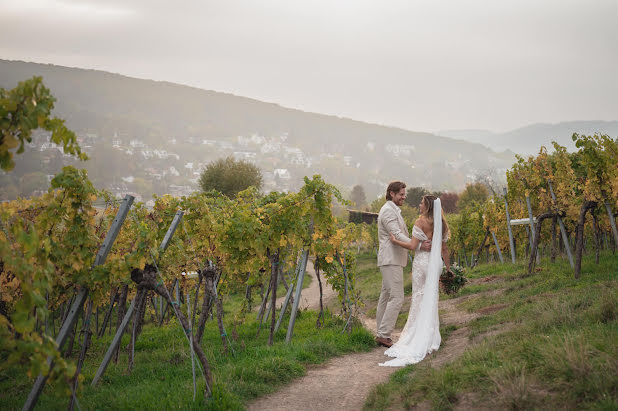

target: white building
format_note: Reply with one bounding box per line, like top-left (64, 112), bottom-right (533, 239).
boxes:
top-left (385, 144), bottom-right (415, 157)
top-left (39, 142), bottom-right (63, 153)
top-left (233, 151), bottom-right (257, 161)
top-left (130, 139), bottom-right (145, 148)
top-left (261, 141), bottom-right (281, 154)
top-left (273, 168), bottom-right (291, 180)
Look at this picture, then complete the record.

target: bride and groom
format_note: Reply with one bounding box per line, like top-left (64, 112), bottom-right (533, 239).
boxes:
top-left (375, 181), bottom-right (452, 367)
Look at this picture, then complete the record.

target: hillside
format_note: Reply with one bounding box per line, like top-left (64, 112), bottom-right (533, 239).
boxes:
top-left (438, 120), bottom-right (618, 155)
top-left (1, 59), bottom-right (513, 200)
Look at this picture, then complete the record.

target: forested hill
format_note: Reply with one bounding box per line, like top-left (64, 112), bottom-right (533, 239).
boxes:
top-left (0, 59), bottom-right (514, 199)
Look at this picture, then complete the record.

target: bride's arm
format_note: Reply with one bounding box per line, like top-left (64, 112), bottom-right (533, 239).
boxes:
top-left (390, 232), bottom-right (420, 250)
top-left (441, 241), bottom-right (452, 273)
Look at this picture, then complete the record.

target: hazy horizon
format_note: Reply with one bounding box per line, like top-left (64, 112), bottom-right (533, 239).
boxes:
top-left (1, 0), bottom-right (617, 133)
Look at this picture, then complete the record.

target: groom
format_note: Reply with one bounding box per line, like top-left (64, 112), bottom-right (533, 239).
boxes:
top-left (376, 181), bottom-right (430, 347)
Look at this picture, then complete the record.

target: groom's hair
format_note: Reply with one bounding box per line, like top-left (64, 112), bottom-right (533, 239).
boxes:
top-left (386, 181), bottom-right (406, 201)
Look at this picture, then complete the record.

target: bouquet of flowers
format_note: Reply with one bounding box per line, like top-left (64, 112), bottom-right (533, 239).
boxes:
top-left (440, 263), bottom-right (467, 295)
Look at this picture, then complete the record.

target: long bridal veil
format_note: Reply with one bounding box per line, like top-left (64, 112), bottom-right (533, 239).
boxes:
top-left (379, 198), bottom-right (443, 367)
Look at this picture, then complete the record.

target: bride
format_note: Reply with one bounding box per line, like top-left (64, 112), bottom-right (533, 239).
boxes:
top-left (379, 195), bottom-right (451, 367)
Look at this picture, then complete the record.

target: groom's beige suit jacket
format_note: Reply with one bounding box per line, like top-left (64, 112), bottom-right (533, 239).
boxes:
top-left (377, 201), bottom-right (411, 267)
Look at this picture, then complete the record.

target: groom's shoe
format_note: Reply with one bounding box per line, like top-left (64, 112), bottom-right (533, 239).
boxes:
top-left (376, 337), bottom-right (393, 348)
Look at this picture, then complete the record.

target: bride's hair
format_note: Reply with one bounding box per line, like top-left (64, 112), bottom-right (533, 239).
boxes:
top-left (421, 195), bottom-right (450, 238)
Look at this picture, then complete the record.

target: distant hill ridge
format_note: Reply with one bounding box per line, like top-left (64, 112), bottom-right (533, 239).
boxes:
top-left (2, 59), bottom-right (518, 195)
top-left (0, 59), bottom-right (486, 151)
top-left (438, 120), bottom-right (618, 155)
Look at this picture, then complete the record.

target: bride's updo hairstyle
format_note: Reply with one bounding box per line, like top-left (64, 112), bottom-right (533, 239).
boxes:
top-left (421, 195), bottom-right (450, 238)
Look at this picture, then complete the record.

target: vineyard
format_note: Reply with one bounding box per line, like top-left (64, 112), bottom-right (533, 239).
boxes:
top-left (0, 167), bottom-right (369, 409)
top-left (1, 133), bottom-right (617, 409)
top-left (445, 134), bottom-right (617, 279)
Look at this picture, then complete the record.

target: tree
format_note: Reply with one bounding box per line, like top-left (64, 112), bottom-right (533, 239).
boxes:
top-left (405, 186), bottom-right (430, 209)
top-left (440, 192), bottom-right (459, 213)
top-left (473, 168), bottom-right (502, 196)
top-left (198, 156), bottom-right (262, 198)
top-left (19, 172), bottom-right (48, 197)
top-left (0, 76), bottom-right (86, 171)
top-left (350, 185), bottom-right (367, 208)
top-left (458, 182), bottom-right (489, 210)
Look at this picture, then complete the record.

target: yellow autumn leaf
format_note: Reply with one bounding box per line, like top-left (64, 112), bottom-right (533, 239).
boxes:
top-left (280, 237), bottom-right (287, 247)
top-left (325, 255), bottom-right (334, 263)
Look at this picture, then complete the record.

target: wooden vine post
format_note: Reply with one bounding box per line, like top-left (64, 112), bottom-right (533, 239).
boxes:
top-left (547, 180), bottom-right (574, 268)
top-left (605, 201), bottom-right (618, 245)
top-left (503, 188), bottom-right (517, 263)
top-left (490, 231), bottom-right (504, 264)
top-left (525, 195), bottom-right (540, 264)
top-left (528, 212), bottom-right (555, 274)
top-left (574, 201), bottom-right (597, 278)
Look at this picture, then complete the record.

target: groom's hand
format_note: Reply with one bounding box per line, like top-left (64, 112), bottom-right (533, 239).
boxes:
top-left (420, 240), bottom-right (431, 251)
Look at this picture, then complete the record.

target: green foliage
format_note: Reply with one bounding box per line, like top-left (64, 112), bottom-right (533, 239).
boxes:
top-left (0, 166), bottom-right (99, 385)
top-left (0, 76), bottom-right (87, 171)
top-left (405, 186), bottom-right (430, 209)
top-left (349, 184), bottom-right (367, 208)
top-left (457, 182), bottom-right (489, 211)
top-left (198, 156), bottom-right (263, 198)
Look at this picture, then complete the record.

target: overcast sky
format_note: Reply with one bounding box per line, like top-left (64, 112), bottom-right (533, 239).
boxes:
top-left (1, 0), bottom-right (617, 132)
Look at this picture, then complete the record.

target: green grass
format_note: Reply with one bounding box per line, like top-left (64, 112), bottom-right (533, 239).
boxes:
top-left (0, 304), bottom-right (373, 410)
top-left (363, 251), bottom-right (617, 410)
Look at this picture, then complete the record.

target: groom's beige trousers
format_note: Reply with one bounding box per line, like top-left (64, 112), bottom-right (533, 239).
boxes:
top-left (376, 264), bottom-right (404, 339)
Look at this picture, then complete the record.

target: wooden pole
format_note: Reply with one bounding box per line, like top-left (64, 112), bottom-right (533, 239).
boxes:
top-left (547, 180), bottom-right (574, 268)
top-left (490, 231), bottom-right (504, 264)
top-left (525, 195), bottom-right (540, 264)
top-left (503, 188), bottom-right (516, 263)
top-left (574, 201), bottom-right (597, 278)
top-left (528, 212), bottom-right (553, 274)
top-left (604, 201), bottom-right (618, 245)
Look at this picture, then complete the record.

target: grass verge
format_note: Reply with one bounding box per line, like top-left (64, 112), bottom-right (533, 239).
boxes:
top-left (1, 307), bottom-right (373, 410)
top-left (363, 251), bottom-right (617, 410)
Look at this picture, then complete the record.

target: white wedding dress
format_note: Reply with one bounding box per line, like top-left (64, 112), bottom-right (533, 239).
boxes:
top-left (380, 199), bottom-right (444, 367)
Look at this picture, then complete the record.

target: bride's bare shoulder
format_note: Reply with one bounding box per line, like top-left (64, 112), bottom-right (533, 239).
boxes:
top-left (413, 216), bottom-right (423, 226)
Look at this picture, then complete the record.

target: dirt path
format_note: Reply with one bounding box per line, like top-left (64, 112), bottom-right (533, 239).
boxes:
top-left (248, 280), bottom-right (497, 411)
top-left (288, 260), bottom-right (338, 311)
top-left (255, 260), bottom-right (338, 313)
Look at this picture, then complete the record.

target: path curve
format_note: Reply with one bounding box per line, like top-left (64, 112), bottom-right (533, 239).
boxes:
top-left (248, 282), bottom-right (495, 410)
